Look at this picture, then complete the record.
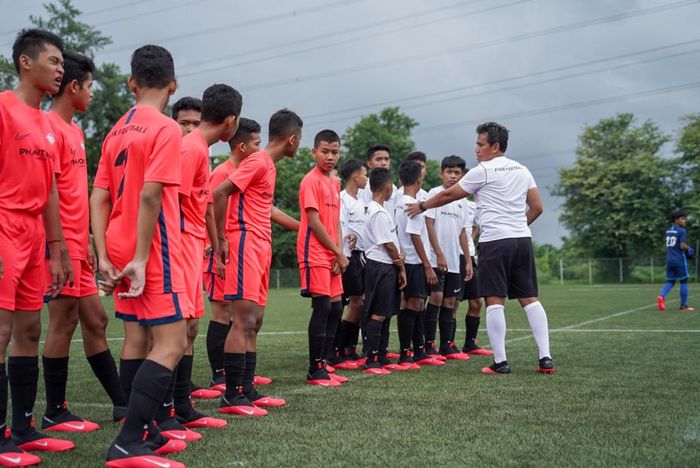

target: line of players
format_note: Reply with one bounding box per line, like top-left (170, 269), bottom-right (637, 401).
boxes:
top-left (0, 28), bottom-right (555, 468)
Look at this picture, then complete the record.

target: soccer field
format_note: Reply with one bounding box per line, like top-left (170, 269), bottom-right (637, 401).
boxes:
top-left (32, 284), bottom-right (699, 467)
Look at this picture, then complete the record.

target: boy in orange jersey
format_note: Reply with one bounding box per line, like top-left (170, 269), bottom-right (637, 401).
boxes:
top-left (0, 29), bottom-right (77, 464)
top-left (213, 109), bottom-right (303, 416)
top-left (298, 130), bottom-right (348, 387)
top-left (156, 84), bottom-right (242, 434)
top-left (204, 118), bottom-right (261, 390)
top-left (91, 45), bottom-right (188, 467)
top-left (171, 97), bottom-right (201, 136)
top-left (41, 51), bottom-right (127, 435)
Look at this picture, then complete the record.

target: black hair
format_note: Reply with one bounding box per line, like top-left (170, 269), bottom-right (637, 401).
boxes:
top-left (314, 129), bottom-right (340, 148)
top-left (130, 44), bottom-right (175, 89)
top-left (55, 51), bottom-right (94, 97)
top-left (12, 28), bottom-right (64, 73)
top-left (405, 151), bottom-right (427, 163)
top-left (369, 167), bottom-right (392, 193)
top-left (340, 158), bottom-right (365, 181)
top-left (171, 96), bottom-right (202, 120)
top-left (269, 108), bottom-right (303, 141)
top-left (367, 144), bottom-right (391, 161)
top-left (476, 121), bottom-right (509, 152)
top-left (201, 84), bottom-right (242, 124)
top-left (228, 117), bottom-right (261, 149)
top-left (441, 155), bottom-right (466, 172)
top-left (398, 160), bottom-right (422, 186)
top-left (672, 210), bottom-right (687, 221)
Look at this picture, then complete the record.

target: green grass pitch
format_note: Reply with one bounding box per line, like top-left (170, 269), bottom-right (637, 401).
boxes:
top-left (29, 284), bottom-right (700, 467)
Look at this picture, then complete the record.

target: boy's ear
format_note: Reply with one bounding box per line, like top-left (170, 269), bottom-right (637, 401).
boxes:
top-left (168, 79), bottom-right (178, 96)
top-left (127, 76), bottom-right (137, 95)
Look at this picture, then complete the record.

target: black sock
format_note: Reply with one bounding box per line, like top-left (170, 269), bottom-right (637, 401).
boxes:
top-left (174, 355), bottom-right (193, 416)
top-left (438, 307), bottom-right (453, 348)
top-left (87, 350), bottom-right (127, 407)
top-left (118, 360), bottom-right (172, 444)
top-left (449, 317), bottom-right (457, 343)
top-left (0, 364), bottom-right (7, 430)
top-left (223, 353), bottom-right (245, 399)
top-left (424, 303), bottom-right (439, 344)
top-left (42, 356), bottom-right (69, 417)
top-left (242, 352), bottom-right (256, 395)
top-left (119, 358), bottom-right (144, 403)
top-left (379, 317), bottom-right (391, 358)
top-left (350, 321), bottom-right (360, 352)
top-left (465, 315), bottom-right (481, 349)
top-left (397, 309), bottom-right (414, 354)
top-left (337, 320), bottom-right (357, 354)
top-left (308, 296), bottom-right (331, 370)
top-left (324, 301), bottom-right (343, 360)
top-left (365, 319), bottom-right (383, 360)
top-left (206, 321), bottom-right (229, 381)
top-left (8, 356), bottom-right (38, 433)
top-left (154, 370), bottom-right (176, 423)
top-left (412, 309), bottom-right (426, 354)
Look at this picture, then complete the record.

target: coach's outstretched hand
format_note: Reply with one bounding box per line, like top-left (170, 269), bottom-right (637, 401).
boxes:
top-left (405, 202), bottom-right (421, 218)
top-left (116, 259), bottom-right (146, 298)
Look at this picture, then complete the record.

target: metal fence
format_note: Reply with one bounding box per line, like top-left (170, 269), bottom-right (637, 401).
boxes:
top-left (269, 255), bottom-right (699, 289)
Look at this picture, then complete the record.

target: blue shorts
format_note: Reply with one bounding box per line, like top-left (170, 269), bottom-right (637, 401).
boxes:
top-left (666, 262), bottom-right (688, 281)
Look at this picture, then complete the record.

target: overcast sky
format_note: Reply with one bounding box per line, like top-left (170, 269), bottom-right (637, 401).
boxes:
top-left (3, 0), bottom-right (699, 246)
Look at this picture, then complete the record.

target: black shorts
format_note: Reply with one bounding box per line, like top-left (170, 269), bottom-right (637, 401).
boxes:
top-left (342, 251), bottom-right (365, 298)
top-left (460, 254), bottom-right (480, 301)
top-left (364, 259), bottom-right (399, 318)
top-left (404, 264), bottom-right (428, 300)
top-left (429, 268), bottom-right (462, 298)
top-left (477, 237), bottom-right (538, 299)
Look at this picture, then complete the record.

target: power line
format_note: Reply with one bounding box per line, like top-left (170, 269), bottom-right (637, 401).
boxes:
top-left (304, 45), bottom-right (700, 126)
top-left (176, 0), bottom-right (527, 75)
top-left (198, 0), bottom-right (699, 89)
top-left (413, 80), bottom-right (700, 134)
top-left (303, 38), bottom-right (700, 122)
top-left (101, 0), bottom-right (365, 55)
top-left (91, 0), bottom-right (204, 27)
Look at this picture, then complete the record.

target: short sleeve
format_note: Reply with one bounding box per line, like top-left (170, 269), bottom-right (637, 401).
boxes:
top-left (228, 154), bottom-right (263, 193)
top-left (144, 124), bottom-right (182, 186)
top-left (458, 165), bottom-right (486, 194)
top-left (93, 153), bottom-right (110, 190)
top-left (371, 211), bottom-right (394, 245)
top-left (339, 197), bottom-right (349, 229)
top-left (179, 147), bottom-right (197, 197)
top-left (300, 177), bottom-right (320, 212)
top-left (208, 169), bottom-right (228, 204)
top-left (526, 168), bottom-right (537, 189)
top-left (405, 212), bottom-right (424, 236)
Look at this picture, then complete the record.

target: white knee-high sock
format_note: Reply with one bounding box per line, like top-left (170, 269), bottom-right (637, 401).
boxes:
top-left (523, 301), bottom-right (551, 359)
top-left (485, 305), bottom-right (507, 363)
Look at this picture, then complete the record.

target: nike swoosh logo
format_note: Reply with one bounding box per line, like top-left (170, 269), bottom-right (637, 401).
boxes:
top-left (454, 288), bottom-right (461, 293)
top-left (169, 433), bottom-right (187, 440)
top-left (64, 423), bottom-right (85, 430)
top-left (15, 132), bottom-right (31, 140)
top-left (348, 211), bottom-right (357, 216)
top-left (239, 408), bottom-right (255, 416)
top-left (144, 459), bottom-right (171, 468)
top-left (36, 441), bottom-right (49, 447)
top-left (315, 381), bottom-right (331, 387)
top-left (0, 455), bottom-right (22, 463)
top-left (24, 412), bottom-right (32, 418)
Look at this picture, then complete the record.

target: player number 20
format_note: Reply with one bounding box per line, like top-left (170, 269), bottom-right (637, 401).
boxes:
top-left (665, 236), bottom-right (677, 247)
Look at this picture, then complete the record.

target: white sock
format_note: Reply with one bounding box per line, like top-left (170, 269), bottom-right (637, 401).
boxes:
top-left (523, 301), bottom-right (551, 359)
top-left (485, 304), bottom-right (507, 363)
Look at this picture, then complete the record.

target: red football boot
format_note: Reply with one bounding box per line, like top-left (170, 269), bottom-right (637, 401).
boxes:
top-left (253, 375), bottom-right (272, 386)
top-left (219, 388), bottom-right (268, 416)
top-left (190, 388), bottom-right (221, 399)
top-left (0, 429), bottom-right (41, 467)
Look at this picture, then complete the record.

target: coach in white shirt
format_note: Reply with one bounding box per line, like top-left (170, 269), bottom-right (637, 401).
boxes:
top-left (405, 122), bottom-right (555, 375)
